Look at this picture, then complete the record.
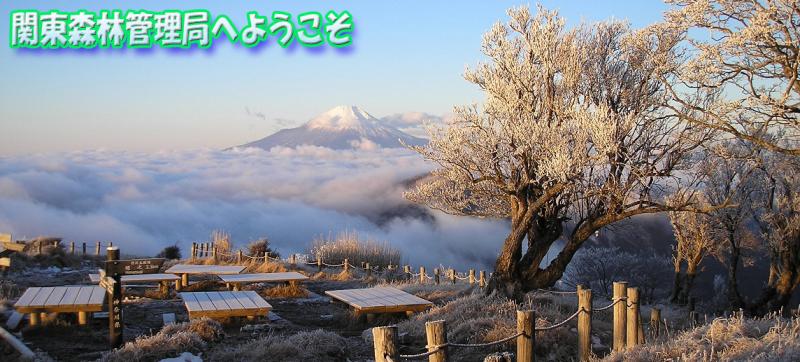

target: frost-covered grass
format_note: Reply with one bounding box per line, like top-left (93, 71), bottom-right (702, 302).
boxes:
top-left (207, 329), bottom-right (348, 362)
top-left (601, 313), bottom-right (800, 361)
top-left (380, 292), bottom-right (581, 361)
top-left (309, 231), bottom-right (402, 268)
top-left (262, 283), bottom-right (309, 298)
top-left (100, 318), bottom-right (223, 362)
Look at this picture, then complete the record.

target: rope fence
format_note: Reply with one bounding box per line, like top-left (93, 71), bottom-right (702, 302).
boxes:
top-left (373, 282), bottom-right (664, 362)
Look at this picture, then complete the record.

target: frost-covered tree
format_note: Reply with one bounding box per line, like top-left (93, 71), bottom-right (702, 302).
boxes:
top-left (750, 151), bottom-right (800, 311)
top-left (406, 6), bottom-right (712, 298)
top-left (668, 201), bottom-right (725, 304)
top-left (662, 0), bottom-right (800, 156)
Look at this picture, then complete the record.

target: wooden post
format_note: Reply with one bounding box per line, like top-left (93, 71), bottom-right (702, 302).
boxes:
top-left (95, 241), bottom-right (100, 256)
top-left (366, 263), bottom-right (372, 278)
top-left (317, 257), bottom-right (323, 272)
top-left (290, 254), bottom-right (296, 267)
top-left (420, 266), bottom-right (426, 284)
top-left (37, 242), bottom-right (42, 255)
top-left (29, 312), bottom-right (40, 326)
top-left (107, 246), bottom-right (123, 348)
top-left (434, 268), bottom-right (440, 285)
top-left (372, 326), bottom-right (399, 362)
top-left (578, 288), bottom-right (592, 361)
top-left (425, 320), bottom-right (447, 362)
top-left (190, 242), bottom-right (196, 261)
top-left (613, 281), bottom-right (627, 352)
top-left (237, 250), bottom-right (243, 264)
top-left (650, 308), bottom-right (661, 338)
top-left (626, 287), bottom-right (640, 348)
top-left (82, 242), bottom-right (86, 256)
top-left (108, 241), bottom-right (113, 249)
top-left (78, 311), bottom-right (88, 325)
top-left (449, 269), bottom-right (456, 284)
top-left (469, 269), bottom-right (475, 285)
top-left (212, 244), bottom-right (217, 262)
top-left (344, 258), bottom-right (349, 273)
top-left (517, 310), bottom-right (534, 362)
top-left (479, 271), bottom-right (486, 288)
top-left (404, 265), bottom-right (410, 279)
top-left (181, 273), bottom-right (188, 288)
top-left (70, 241), bottom-right (75, 255)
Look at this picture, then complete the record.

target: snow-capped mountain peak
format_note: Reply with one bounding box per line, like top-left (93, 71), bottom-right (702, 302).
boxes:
top-left (236, 105), bottom-right (427, 150)
top-left (306, 105), bottom-right (377, 131)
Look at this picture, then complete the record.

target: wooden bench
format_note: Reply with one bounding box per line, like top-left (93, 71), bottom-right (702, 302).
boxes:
top-left (14, 286), bottom-right (106, 326)
top-left (165, 264), bottom-right (246, 290)
top-left (89, 272), bottom-right (180, 294)
top-left (218, 272), bottom-right (309, 291)
top-left (325, 286), bottom-right (433, 317)
top-left (179, 291), bottom-right (271, 319)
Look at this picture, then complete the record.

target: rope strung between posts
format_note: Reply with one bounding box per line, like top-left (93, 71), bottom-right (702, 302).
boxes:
top-left (534, 308), bottom-right (582, 331)
top-left (592, 297), bottom-right (626, 312)
top-left (396, 331), bottom-right (525, 359)
top-left (535, 288), bottom-right (578, 295)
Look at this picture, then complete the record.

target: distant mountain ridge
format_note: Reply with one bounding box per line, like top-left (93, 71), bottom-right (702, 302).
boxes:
top-left (237, 105), bottom-right (427, 150)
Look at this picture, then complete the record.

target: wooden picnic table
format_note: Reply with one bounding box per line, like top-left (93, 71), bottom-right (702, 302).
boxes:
top-left (325, 286), bottom-right (433, 317)
top-left (14, 286), bottom-right (106, 326)
top-left (89, 273), bottom-right (180, 294)
top-left (218, 272), bottom-right (309, 291)
top-left (165, 264), bottom-right (246, 290)
top-left (179, 291), bottom-right (271, 319)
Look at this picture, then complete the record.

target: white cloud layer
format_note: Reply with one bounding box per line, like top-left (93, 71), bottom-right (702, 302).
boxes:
top-left (0, 147), bottom-right (507, 269)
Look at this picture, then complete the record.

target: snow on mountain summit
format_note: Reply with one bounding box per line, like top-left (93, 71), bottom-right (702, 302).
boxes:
top-left (306, 105), bottom-right (378, 131)
top-left (237, 105), bottom-right (427, 150)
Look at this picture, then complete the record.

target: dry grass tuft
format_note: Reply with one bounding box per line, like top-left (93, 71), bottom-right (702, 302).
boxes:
top-left (101, 318), bottom-right (222, 362)
top-left (309, 231), bottom-right (402, 267)
top-left (262, 284), bottom-right (309, 298)
top-left (246, 261), bottom-right (288, 273)
top-left (601, 313), bottom-right (800, 361)
top-left (208, 329), bottom-right (348, 361)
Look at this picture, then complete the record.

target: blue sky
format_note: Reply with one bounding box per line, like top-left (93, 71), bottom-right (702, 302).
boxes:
top-left (0, 1), bottom-right (669, 155)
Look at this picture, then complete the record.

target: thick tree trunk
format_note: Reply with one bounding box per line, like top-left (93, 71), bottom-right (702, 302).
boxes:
top-left (726, 232), bottom-right (744, 309)
top-left (485, 204), bottom-right (533, 300)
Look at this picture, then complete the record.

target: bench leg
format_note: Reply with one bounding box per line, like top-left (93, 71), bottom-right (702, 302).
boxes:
top-left (181, 274), bottom-right (188, 287)
top-left (159, 281), bottom-right (169, 295)
top-left (233, 283), bottom-right (240, 292)
top-left (78, 311), bottom-right (88, 325)
top-left (29, 313), bottom-right (40, 326)
top-left (175, 279), bottom-right (182, 291)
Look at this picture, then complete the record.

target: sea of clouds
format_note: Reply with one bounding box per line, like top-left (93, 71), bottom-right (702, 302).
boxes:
top-left (0, 146), bottom-right (508, 269)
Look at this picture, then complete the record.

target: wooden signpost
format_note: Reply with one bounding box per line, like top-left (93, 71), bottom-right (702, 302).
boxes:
top-left (103, 247), bottom-right (165, 348)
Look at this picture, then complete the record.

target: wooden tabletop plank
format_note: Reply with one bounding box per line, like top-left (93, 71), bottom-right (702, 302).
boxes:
top-left (218, 272), bottom-right (308, 283)
top-left (89, 273), bottom-right (180, 284)
top-left (14, 287), bottom-right (41, 307)
top-left (193, 292), bottom-right (216, 311)
top-left (165, 264), bottom-right (245, 275)
top-left (180, 293), bottom-right (203, 312)
top-left (206, 292), bottom-right (231, 311)
top-left (74, 286), bottom-right (95, 306)
top-left (29, 287), bottom-right (55, 308)
top-left (326, 287), bottom-right (433, 312)
top-left (231, 292), bottom-right (258, 309)
top-left (44, 287), bottom-right (68, 306)
top-left (219, 292), bottom-right (245, 311)
top-left (87, 286), bottom-right (106, 306)
top-left (59, 287), bottom-right (81, 306)
top-left (243, 291), bottom-right (271, 309)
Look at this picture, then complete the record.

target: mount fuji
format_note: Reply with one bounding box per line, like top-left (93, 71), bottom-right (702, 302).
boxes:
top-left (238, 105), bottom-right (427, 150)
